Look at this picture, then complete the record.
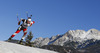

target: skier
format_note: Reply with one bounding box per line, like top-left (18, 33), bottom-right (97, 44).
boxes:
top-left (8, 17), bottom-right (35, 44)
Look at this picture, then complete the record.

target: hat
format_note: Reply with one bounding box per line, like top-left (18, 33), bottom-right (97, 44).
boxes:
top-left (27, 18), bottom-right (31, 22)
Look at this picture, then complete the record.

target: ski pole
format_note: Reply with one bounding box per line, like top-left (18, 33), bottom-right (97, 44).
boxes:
top-left (26, 11), bottom-right (28, 18)
top-left (26, 11), bottom-right (33, 18)
top-left (16, 14), bottom-right (19, 21)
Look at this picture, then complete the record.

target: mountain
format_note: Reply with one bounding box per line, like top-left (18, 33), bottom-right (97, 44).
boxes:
top-left (32, 29), bottom-right (100, 48)
top-left (0, 41), bottom-right (57, 53)
top-left (31, 29), bottom-right (100, 53)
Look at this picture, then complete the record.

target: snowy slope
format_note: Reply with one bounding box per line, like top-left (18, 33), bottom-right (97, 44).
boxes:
top-left (0, 41), bottom-right (58, 53)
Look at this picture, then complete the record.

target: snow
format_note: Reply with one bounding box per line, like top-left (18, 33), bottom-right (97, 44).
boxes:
top-left (0, 41), bottom-right (58, 53)
top-left (67, 29), bottom-right (100, 42)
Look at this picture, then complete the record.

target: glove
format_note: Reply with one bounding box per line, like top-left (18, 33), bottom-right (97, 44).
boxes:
top-left (33, 21), bottom-right (35, 24)
top-left (18, 21), bottom-right (20, 25)
top-left (30, 21), bottom-right (35, 27)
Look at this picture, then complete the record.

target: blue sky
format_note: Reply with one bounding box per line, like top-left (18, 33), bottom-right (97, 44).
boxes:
top-left (0, 0), bottom-right (100, 40)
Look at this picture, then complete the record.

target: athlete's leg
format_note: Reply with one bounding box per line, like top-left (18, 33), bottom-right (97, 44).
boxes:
top-left (21, 28), bottom-right (27, 40)
top-left (18, 28), bottom-right (27, 44)
top-left (8, 26), bottom-right (22, 41)
top-left (11, 30), bottom-right (21, 38)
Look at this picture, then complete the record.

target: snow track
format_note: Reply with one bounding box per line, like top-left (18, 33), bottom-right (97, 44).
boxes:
top-left (0, 41), bottom-right (58, 53)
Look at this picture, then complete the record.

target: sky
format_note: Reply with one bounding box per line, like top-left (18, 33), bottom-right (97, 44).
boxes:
top-left (0, 0), bottom-right (100, 40)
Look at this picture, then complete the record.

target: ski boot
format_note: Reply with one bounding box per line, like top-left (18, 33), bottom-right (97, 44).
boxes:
top-left (7, 37), bottom-right (12, 42)
top-left (18, 39), bottom-right (23, 45)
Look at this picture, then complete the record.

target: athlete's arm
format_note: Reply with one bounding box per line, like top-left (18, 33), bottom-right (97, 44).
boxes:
top-left (18, 18), bottom-right (25, 25)
top-left (18, 20), bottom-right (21, 25)
top-left (30, 21), bottom-right (35, 27)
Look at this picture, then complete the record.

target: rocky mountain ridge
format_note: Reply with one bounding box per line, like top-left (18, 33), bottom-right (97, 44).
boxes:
top-left (32, 29), bottom-right (100, 47)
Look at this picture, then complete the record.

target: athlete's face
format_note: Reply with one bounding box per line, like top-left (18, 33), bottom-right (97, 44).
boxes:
top-left (27, 20), bottom-right (31, 24)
